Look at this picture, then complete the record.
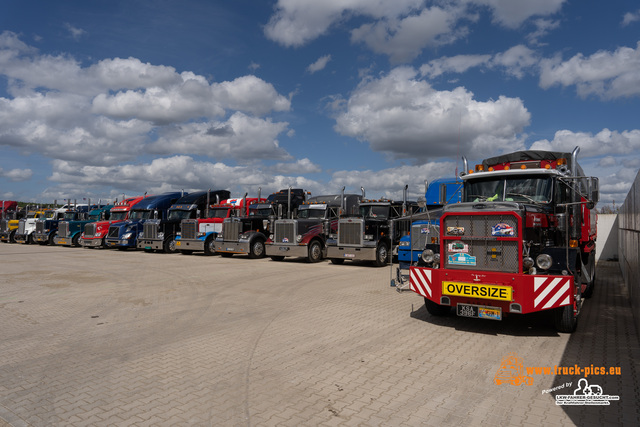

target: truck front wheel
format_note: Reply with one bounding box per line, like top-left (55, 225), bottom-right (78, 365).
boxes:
top-left (424, 298), bottom-right (450, 316)
top-left (308, 241), bottom-right (323, 263)
top-left (9, 230), bottom-right (16, 243)
top-left (249, 239), bottom-right (265, 259)
top-left (72, 234), bottom-right (81, 247)
top-left (374, 242), bottom-right (389, 267)
top-left (554, 304), bottom-right (577, 333)
top-left (204, 236), bottom-right (215, 256)
top-left (163, 237), bottom-right (177, 254)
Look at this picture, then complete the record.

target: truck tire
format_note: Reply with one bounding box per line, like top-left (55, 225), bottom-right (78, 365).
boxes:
top-left (330, 258), bottom-right (344, 265)
top-left (204, 235), bottom-right (215, 256)
top-left (424, 298), bottom-right (450, 316)
top-left (48, 232), bottom-right (56, 246)
top-left (374, 242), bottom-right (389, 267)
top-left (554, 304), bottom-right (577, 333)
top-left (27, 233), bottom-right (34, 244)
top-left (72, 234), bottom-right (80, 247)
top-left (249, 239), bottom-right (265, 259)
top-left (9, 230), bottom-right (16, 243)
top-left (163, 237), bottom-right (177, 254)
top-left (582, 252), bottom-right (596, 299)
top-left (308, 241), bottom-right (323, 263)
top-left (270, 256), bottom-right (285, 261)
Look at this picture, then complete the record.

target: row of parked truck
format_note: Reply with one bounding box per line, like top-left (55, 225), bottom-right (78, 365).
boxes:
top-left (0, 147), bottom-right (601, 333)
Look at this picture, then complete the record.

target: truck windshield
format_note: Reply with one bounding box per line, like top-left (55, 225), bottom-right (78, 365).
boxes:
top-left (249, 206), bottom-right (273, 217)
top-left (168, 209), bottom-right (195, 221)
top-left (110, 211), bottom-right (127, 221)
top-left (359, 205), bottom-right (389, 219)
top-left (26, 212), bottom-right (37, 218)
top-left (88, 213), bottom-right (101, 221)
top-left (206, 208), bottom-right (230, 219)
top-left (63, 212), bottom-right (77, 220)
top-left (297, 208), bottom-right (326, 219)
top-left (44, 212), bottom-right (56, 219)
top-left (129, 210), bottom-right (153, 220)
top-left (464, 176), bottom-right (553, 204)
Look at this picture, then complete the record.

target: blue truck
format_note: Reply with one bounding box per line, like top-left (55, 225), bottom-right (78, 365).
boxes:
top-left (395, 178), bottom-right (462, 282)
top-left (105, 192), bottom-right (182, 250)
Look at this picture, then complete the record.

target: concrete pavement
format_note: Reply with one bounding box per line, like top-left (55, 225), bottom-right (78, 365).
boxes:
top-left (0, 244), bottom-right (638, 426)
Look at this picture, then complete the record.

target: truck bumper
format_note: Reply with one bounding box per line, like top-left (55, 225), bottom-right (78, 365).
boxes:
top-left (33, 233), bottom-right (51, 244)
top-left (137, 239), bottom-right (164, 250)
top-left (409, 267), bottom-right (575, 315)
top-left (214, 241), bottom-right (249, 254)
top-left (326, 245), bottom-right (376, 261)
top-left (176, 239), bottom-right (205, 251)
top-left (265, 244), bottom-right (309, 258)
top-left (0, 231), bottom-right (13, 242)
top-left (14, 233), bottom-right (29, 243)
top-left (105, 238), bottom-right (136, 248)
top-left (80, 237), bottom-right (104, 247)
top-left (53, 236), bottom-right (71, 246)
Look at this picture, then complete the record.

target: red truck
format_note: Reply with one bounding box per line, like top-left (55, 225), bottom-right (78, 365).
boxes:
top-left (176, 196), bottom-right (266, 255)
top-left (409, 148), bottom-right (599, 333)
top-left (80, 196), bottom-right (146, 248)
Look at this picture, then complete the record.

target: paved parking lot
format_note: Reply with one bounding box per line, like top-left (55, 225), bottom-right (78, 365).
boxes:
top-left (0, 244), bottom-right (638, 426)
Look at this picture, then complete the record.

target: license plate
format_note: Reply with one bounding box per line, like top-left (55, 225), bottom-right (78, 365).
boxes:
top-left (145, 246), bottom-right (151, 250)
top-left (109, 242), bottom-right (116, 246)
top-left (58, 239), bottom-right (68, 245)
top-left (344, 253), bottom-right (355, 258)
top-left (226, 247), bottom-right (233, 251)
top-left (457, 303), bottom-right (502, 321)
top-left (279, 246), bottom-right (289, 251)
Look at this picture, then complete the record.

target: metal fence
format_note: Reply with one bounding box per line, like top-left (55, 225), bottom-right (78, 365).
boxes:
top-left (619, 169), bottom-right (640, 337)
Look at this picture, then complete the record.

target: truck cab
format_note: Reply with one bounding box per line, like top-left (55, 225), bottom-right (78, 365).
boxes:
top-left (33, 208), bottom-right (69, 245)
top-left (80, 196), bottom-right (146, 248)
top-left (54, 205), bottom-right (112, 247)
top-left (214, 188), bottom-right (308, 258)
top-left (326, 188), bottom-right (419, 267)
top-left (137, 190), bottom-right (230, 253)
top-left (397, 178), bottom-right (462, 272)
top-left (176, 196), bottom-right (265, 255)
top-left (105, 192), bottom-right (182, 250)
top-left (14, 208), bottom-right (49, 244)
top-left (409, 148), bottom-right (599, 333)
top-left (266, 193), bottom-right (362, 263)
top-left (0, 201), bottom-right (21, 243)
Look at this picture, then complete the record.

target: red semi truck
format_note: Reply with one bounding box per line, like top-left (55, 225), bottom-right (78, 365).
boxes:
top-left (80, 196), bottom-right (146, 248)
top-left (409, 148), bottom-right (599, 333)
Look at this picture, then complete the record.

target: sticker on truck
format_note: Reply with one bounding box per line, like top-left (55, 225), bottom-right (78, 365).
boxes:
top-left (443, 281), bottom-right (513, 301)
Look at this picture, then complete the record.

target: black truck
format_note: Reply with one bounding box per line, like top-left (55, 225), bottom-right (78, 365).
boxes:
top-left (214, 188), bottom-right (308, 258)
top-left (137, 190), bottom-right (230, 253)
top-left (265, 192), bottom-right (362, 262)
top-left (326, 187), bottom-right (419, 266)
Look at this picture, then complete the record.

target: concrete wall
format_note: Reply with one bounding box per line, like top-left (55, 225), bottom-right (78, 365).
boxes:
top-left (619, 170), bottom-right (640, 337)
top-left (596, 214), bottom-right (618, 262)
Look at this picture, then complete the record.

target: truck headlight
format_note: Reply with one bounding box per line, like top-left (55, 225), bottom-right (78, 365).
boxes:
top-left (296, 234), bottom-right (302, 243)
top-left (399, 241), bottom-right (410, 247)
top-left (536, 254), bottom-right (553, 270)
top-left (421, 249), bottom-right (435, 264)
top-left (523, 256), bottom-right (534, 269)
top-left (176, 232), bottom-right (181, 237)
top-left (269, 234), bottom-right (274, 240)
top-left (157, 232), bottom-right (164, 239)
top-left (364, 234), bottom-right (374, 240)
top-left (197, 232), bottom-right (206, 237)
top-left (122, 232), bottom-right (133, 239)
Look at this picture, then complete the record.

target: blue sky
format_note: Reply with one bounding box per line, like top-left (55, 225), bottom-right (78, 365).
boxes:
top-left (1, 0), bottom-right (639, 206)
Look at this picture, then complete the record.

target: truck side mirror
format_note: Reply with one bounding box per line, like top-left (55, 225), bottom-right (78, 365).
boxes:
top-left (588, 177), bottom-right (599, 209)
top-left (154, 210), bottom-right (158, 219)
top-left (439, 183), bottom-right (447, 205)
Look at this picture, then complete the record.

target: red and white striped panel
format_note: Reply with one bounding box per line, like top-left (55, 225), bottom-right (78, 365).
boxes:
top-left (533, 277), bottom-right (572, 309)
top-left (410, 268), bottom-right (433, 298)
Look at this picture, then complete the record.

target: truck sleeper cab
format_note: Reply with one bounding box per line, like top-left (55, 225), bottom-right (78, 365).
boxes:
top-left (409, 148), bottom-right (599, 333)
top-left (176, 197), bottom-right (264, 255)
top-left (105, 192), bottom-right (182, 250)
top-left (138, 190), bottom-right (230, 254)
top-left (214, 188), bottom-right (308, 258)
top-left (266, 193), bottom-right (361, 263)
top-left (326, 195), bottom-right (419, 267)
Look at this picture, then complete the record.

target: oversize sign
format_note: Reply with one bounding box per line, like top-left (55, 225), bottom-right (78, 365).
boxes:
top-left (443, 281), bottom-right (512, 301)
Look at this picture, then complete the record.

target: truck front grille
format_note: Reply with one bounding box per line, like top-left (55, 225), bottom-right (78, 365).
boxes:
top-left (143, 222), bottom-right (158, 239)
top-left (181, 220), bottom-right (197, 239)
top-left (411, 223), bottom-right (433, 251)
top-left (84, 223), bottom-right (96, 238)
top-left (18, 221), bottom-right (25, 234)
top-left (0, 219), bottom-right (7, 232)
top-left (442, 213), bottom-right (519, 273)
top-left (108, 225), bottom-right (120, 239)
top-left (58, 222), bottom-right (70, 238)
top-left (338, 219), bottom-right (363, 246)
top-left (36, 221), bottom-right (45, 233)
top-left (274, 220), bottom-right (296, 244)
top-left (222, 220), bottom-right (241, 241)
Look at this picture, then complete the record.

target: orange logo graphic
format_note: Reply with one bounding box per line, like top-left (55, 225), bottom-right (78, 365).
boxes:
top-left (494, 353), bottom-right (534, 386)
